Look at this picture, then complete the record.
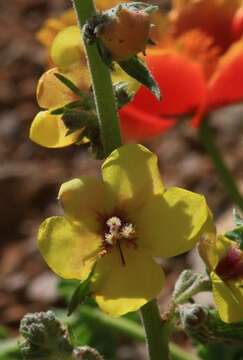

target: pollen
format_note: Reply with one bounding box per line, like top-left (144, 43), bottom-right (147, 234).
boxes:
top-left (176, 29), bottom-right (222, 79)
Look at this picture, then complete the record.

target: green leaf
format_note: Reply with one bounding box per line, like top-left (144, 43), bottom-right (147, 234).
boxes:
top-left (118, 56), bottom-right (161, 100)
top-left (173, 270), bottom-right (211, 305)
top-left (225, 227), bottom-right (243, 250)
top-left (54, 73), bottom-right (86, 98)
top-left (58, 279), bottom-right (80, 302)
top-left (197, 343), bottom-right (243, 360)
top-left (225, 209), bottom-right (243, 249)
top-left (68, 265), bottom-right (96, 316)
top-left (68, 281), bottom-right (91, 317)
top-left (233, 208), bottom-right (243, 227)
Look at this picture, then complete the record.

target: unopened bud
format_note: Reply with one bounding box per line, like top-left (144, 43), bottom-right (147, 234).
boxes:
top-left (180, 304), bottom-right (208, 330)
top-left (98, 6), bottom-right (151, 61)
top-left (19, 311), bottom-right (73, 360)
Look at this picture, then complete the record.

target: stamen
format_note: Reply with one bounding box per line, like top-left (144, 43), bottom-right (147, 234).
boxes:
top-left (106, 216), bottom-right (122, 230)
top-left (104, 233), bottom-right (115, 245)
top-left (120, 223), bottom-right (135, 238)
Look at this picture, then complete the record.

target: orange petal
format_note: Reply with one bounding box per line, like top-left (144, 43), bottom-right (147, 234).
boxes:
top-left (208, 40), bottom-right (243, 109)
top-left (123, 49), bottom-right (206, 129)
top-left (119, 105), bottom-right (176, 141)
top-left (232, 6), bottom-right (243, 40)
top-left (170, 0), bottom-right (239, 50)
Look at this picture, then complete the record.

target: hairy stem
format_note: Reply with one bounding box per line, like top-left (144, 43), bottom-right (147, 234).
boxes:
top-left (140, 299), bottom-right (170, 360)
top-left (71, 0), bottom-right (122, 156)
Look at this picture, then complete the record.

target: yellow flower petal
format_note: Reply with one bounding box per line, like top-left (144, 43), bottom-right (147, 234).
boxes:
top-left (137, 187), bottom-right (209, 258)
top-left (211, 272), bottom-right (243, 323)
top-left (51, 26), bottom-right (85, 71)
top-left (198, 233), bottom-right (219, 271)
top-left (38, 216), bottom-right (101, 280)
top-left (37, 68), bottom-right (79, 109)
top-left (58, 177), bottom-right (112, 224)
top-left (30, 111), bottom-right (80, 148)
top-left (215, 235), bottom-right (233, 260)
top-left (92, 247), bottom-right (165, 317)
top-left (101, 144), bottom-right (164, 212)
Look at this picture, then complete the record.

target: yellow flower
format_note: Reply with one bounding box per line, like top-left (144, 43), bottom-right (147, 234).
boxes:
top-left (30, 26), bottom-right (88, 148)
top-left (38, 144), bottom-right (211, 317)
top-left (30, 25), bottom-right (139, 148)
top-left (199, 234), bottom-right (243, 323)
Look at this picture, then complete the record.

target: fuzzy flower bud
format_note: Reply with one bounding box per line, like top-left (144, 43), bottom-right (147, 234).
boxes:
top-left (180, 305), bottom-right (243, 347)
top-left (19, 311), bottom-right (73, 360)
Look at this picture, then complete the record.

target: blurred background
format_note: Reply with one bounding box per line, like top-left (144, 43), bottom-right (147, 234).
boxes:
top-left (1, 0), bottom-right (243, 359)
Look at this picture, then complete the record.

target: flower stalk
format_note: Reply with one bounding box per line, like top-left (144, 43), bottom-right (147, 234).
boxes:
top-left (70, 2), bottom-right (198, 360)
top-left (140, 299), bottom-right (170, 360)
top-left (199, 118), bottom-right (243, 212)
top-left (71, 0), bottom-right (122, 156)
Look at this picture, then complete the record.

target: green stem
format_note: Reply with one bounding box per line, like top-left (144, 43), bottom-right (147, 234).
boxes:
top-left (199, 119), bottom-right (243, 212)
top-left (71, 0), bottom-right (122, 156)
top-left (140, 299), bottom-right (170, 360)
top-left (80, 305), bottom-right (196, 360)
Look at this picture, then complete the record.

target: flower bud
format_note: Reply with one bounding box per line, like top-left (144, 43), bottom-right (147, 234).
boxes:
top-left (180, 304), bottom-right (209, 330)
top-left (98, 6), bottom-right (151, 61)
top-left (19, 311), bottom-right (73, 360)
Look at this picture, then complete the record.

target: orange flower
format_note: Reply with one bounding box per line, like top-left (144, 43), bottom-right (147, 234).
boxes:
top-left (121, 0), bottom-right (243, 137)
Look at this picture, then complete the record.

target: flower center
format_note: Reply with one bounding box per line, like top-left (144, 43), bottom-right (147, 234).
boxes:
top-left (215, 246), bottom-right (243, 281)
top-left (99, 215), bottom-right (137, 266)
top-left (176, 29), bottom-right (221, 79)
